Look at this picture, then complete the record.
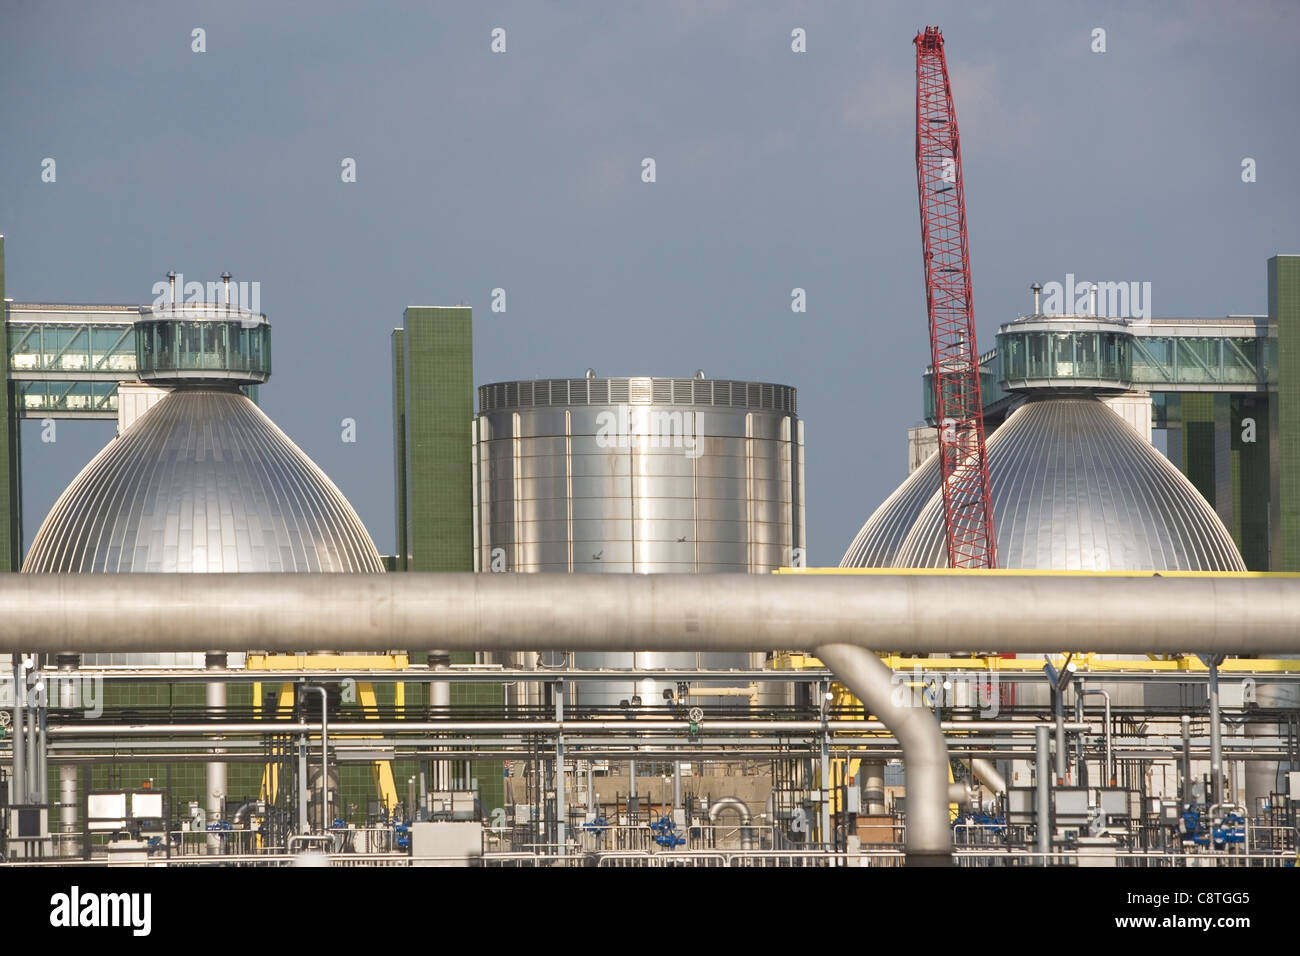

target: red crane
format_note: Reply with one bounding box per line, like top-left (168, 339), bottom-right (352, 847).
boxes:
top-left (914, 26), bottom-right (997, 569)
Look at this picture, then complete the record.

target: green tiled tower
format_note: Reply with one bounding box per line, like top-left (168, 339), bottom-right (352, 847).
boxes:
top-left (1271, 255), bottom-right (1300, 570)
top-left (399, 307), bottom-right (474, 572)
top-left (391, 329), bottom-right (408, 571)
top-left (392, 306), bottom-right (503, 814)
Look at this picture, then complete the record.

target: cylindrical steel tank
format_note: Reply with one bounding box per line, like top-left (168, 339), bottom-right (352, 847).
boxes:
top-left (475, 374), bottom-right (804, 707)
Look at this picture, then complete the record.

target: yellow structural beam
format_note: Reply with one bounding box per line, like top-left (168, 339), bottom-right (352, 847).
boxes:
top-left (773, 567), bottom-right (1300, 578)
top-left (259, 683), bottom-right (296, 803)
top-left (246, 653), bottom-right (410, 670)
top-left (357, 681), bottom-right (400, 815)
top-left (248, 654), bottom-right (409, 819)
top-left (771, 651), bottom-right (1300, 674)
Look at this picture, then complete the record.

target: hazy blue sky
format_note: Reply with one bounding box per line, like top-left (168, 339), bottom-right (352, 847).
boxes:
top-left (2, 1), bottom-right (1298, 563)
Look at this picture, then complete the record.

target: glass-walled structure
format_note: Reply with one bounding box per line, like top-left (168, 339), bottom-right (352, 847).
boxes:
top-left (921, 349), bottom-right (1007, 424)
top-left (135, 307), bottom-right (271, 384)
top-left (997, 318), bottom-right (1132, 391)
top-left (1129, 334), bottom-right (1268, 388)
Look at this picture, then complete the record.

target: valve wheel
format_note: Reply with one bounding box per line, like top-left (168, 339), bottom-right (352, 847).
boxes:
top-left (688, 707), bottom-right (704, 723)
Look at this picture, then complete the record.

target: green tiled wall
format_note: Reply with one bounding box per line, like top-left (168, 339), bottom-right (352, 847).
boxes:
top-left (1231, 395), bottom-right (1270, 569)
top-left (56, 680), bottom-right (497, 825)
top-left (1181, 393), bottom-right (1216, 507)
top-left (401, 307), bottom-right (473, 573)
top-left (0, 236), bottom-right (22, 571)
top-left (1272, 256), bottom-right (1300, 570)
top-left (396, 306), bottom-right (503, 814)
top-left (392, 329), bottom-right (408, 571)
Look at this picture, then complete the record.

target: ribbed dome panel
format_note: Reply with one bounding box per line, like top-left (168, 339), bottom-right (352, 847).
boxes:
top-left (838, 452), bottom-right (940, 569)
top-left (841, 397), bottom-right (1245, 572)
top-left (23, 388), bottom-right (384, 574)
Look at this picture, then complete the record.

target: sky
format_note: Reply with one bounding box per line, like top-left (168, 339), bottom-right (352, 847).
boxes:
top-left (2, 0), bottom-right (1298, 563)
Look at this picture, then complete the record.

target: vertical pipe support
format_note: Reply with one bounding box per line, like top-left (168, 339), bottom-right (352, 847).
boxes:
top-left (1207, 657), bottom-right (1224, 806)
top-left (204, 652), bottom-right (227, 844)
top-left (297, 733), bottom-right (310, 834)
top-left (1081, 688), bottom-right (1114, 787)
top-left (11, 655), bottom-right (25, 806)
top-left (303, 685), bottom-right (329, 833)
top-left (554, 680), bottom-right (566, 853)
top-left (428, 650), bottom-right (451, 792)
top-left (57, 653), bottom-right (78, 854)
top-left (1053, 687), bottom-right (1067, 784)
top-left (1035, 724), bottom-right (1052, 860)
top-left (819, 679), bottom-right (832, 847)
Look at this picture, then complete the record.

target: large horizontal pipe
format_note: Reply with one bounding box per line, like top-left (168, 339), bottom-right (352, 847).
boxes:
top-left (7, 668), bottom-right (1299, 684)
top-left (0, 572), bottom-right (1297, 654)
top-left (32, 749), bottom-right (1300, 764)
top-left (42, 720), bottom-right (1095, 736)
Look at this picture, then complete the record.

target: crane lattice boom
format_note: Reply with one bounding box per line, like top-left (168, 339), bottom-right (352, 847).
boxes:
top-left (914, 26), bottom-right (997, 569)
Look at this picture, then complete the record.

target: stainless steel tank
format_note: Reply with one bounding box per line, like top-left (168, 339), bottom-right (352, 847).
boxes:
top-left (474, 374), bottom-right (804, 707)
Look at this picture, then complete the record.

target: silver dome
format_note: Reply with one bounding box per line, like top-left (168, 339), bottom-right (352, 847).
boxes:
top-left (843, 397), bottom-right (1245, 572)
top-left (23, 388), bottom-right (383, 573)
top-left (839, 452), bottom-right (940, 568)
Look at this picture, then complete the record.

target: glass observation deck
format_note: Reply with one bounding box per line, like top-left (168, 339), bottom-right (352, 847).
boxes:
top-left (997, 317), bottom-right (1133, 391)
top-left (922, 314), bottom-right (1272, 423)
top-left (5, 302), bottom-right (267, 418)
top-left (134, 305), bottom-right (271, 385)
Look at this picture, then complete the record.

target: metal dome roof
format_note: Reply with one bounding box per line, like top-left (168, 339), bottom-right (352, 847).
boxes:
top-left (839, 451), bottom-right (940, 568)
top-left (842, 397), bottom-right (1245, 572)
top-left (23, 388), bottom-right (383, 573)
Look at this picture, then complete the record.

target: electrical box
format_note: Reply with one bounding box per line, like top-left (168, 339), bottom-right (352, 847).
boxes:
top-left (87, 792), bottom-right (128, 831)
top-left (410, 822), bottom-right (483, 866)
top-left (1053, 788), bottom-right (1089, 825)
top-left (5, 806), bottom-right (50, 859)
top-left (846, 786), bottom-right (861, 814)
top-left (1219, 681), bottom-right (1247, 708)
top-left (1288, 772), bottom-right (1300, 801)
top-left (132, 791), bottom-right (164, 820)
top-left (1097, 788), bottom-right (1129, 817)
top-left (1006, 788), bottom-right (1035, 825)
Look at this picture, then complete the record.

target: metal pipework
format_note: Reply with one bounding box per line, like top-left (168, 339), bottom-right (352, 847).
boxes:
top-left (11, 656), bottom-right (25, 805)
top-left (302, 685), bottom-right (329, 832)
top-left (555, 681), bottom-right (567, 854)
top-left (966, 758), bottom-right (1007, 795)
top-left (205, 652), bottom-right (227, 840)
top-left (1035, 725), bottom-right (1051, 858)
top-left (862, 760), bottom-right (886, 815)
top-left (1206, 656), bottom-right (1225, 806)
top-left (428, 650), bottom-right (451, 792)
top-left (1078, 687), bottom-right (1114, 786)
top-left (57, 654), bottom-right (78, 854)
top-left (4, 571), bottom-right (1298, 867)
top-left (43, 719), bottom-right (1095, 736)
top-left (708, 796), bottom-right (755, 850)
top-left (1, 572), bottom-right (1298, 655)
top-left (816, 644), bottom-right (952, 866)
